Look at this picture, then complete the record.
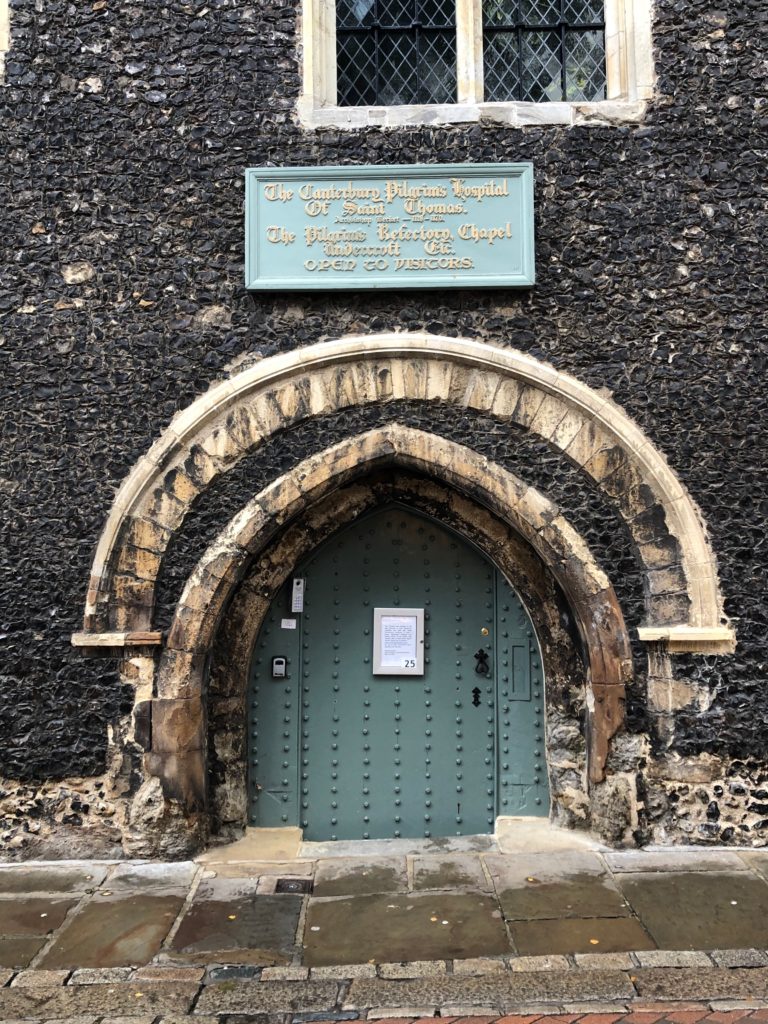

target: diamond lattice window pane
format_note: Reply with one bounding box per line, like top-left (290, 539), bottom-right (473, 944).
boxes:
top-left (377, 0), bottom-right (415, 27)
top-left (377, 33), bottom-right (420, 104)
top-left (520, 29), bottom-right (562, 101)
top-left (564, 29), bottom-right (606, 99)
top-left (519, 0), bottom-right (560, 24)
top-left (482, 0), bottom-right (518, 25)
top-left (337, 0), bottom-right (377, 28)
top-left (419, 0), bottom-right (456, 28)
top-left (337, 32), bottom-right (378, 104)
top-left (419, 30), bottom-right (457, 101)
top-left (563, 0), bottom-right (603, 23)
top-left (483, 31), bottom-right (521, 100)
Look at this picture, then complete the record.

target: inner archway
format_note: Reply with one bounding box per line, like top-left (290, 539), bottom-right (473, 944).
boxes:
top-left (248, 504), bottom-right (549, 841)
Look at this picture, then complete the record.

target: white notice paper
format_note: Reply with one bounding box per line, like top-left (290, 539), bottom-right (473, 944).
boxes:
top-left (380, 614), bottom-right (418, 668)
top-left (281, 618), bottom-right (297, 630)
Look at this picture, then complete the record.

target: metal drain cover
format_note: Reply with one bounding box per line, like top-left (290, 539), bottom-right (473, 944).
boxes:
top-left (275, 877), bottom-right (313, 894)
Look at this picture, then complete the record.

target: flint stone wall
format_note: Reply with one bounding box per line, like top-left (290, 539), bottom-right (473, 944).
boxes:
top-left (0, 0), bottom-right (766, 855)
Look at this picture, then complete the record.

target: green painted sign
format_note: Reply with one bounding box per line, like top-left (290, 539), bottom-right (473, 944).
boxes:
top-left (245, 163), bottom-right (535, 291)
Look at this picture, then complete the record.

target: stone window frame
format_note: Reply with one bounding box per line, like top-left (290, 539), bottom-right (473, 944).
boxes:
top-left (297, 0), bottom-right (655, 128)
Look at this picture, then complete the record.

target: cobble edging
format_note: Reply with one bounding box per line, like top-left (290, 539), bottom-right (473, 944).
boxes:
top-left (2, 958), bottom-right (768, 1020)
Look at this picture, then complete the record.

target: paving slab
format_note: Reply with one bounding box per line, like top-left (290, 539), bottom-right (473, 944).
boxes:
top-left (195, 980), bottom-right (340, 1014)
top-left (343, 972), bottom-right (635, 1010)
top-left (170, 893), bottom-right (302, 963)
top-left (632, 967), bottom-right (768, 1000)
top-left (207, 860), bottom-right (316, 878)
top-left (0, 981), bottom-right (199, 1019)
top-left (313, 858), bottom-right (408, 898)
top-left (105, 862), bottom-right (198, 890)
top-left (615, 871), bottom-right (768, 950)
top-left (38, 894), bottom-right (185, 969)
top-left (194, 875), bottom-right (263, 900)
top-left (198, 828), bottom-right (303, 863)
top-left (485, 852), bottom-right (630, 921)
top-left (0, 934), bottom-right (47, 968)
top-left (508, 915), bottom-right (655, 955)
top-left (300, 835), bottom-right (498, 858)
top-left (0, 896), bottom-right (77, 934)
top-left (412, 855), bottom-right (490, 891)
top-left (740, 853), bottom-right (768, 881)
top-left (603, 851), bottom-right (750, 873)
top-left (0, 865), bottom-right (108, 893)
top-left (495, 819), bottom-right (603, 854)
top-left (304, 891), bottom-right (509, 966)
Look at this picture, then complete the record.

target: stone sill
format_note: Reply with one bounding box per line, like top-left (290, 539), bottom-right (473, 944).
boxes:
top-left (71, 631), bottom-right (163, 649)
top-left (637, 625), bottom-right (736, 654)
top-left (297, 97), bottom-right (649, 130)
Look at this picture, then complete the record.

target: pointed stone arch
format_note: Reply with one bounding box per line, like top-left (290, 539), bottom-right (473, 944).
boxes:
top-left (73, 332), bottom-right (733, 653)
top-left (151, 426), bottom-right (631, 786)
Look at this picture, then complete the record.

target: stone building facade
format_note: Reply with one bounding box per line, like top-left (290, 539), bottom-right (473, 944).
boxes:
top-left (0, 0), bottom-right (766, 859)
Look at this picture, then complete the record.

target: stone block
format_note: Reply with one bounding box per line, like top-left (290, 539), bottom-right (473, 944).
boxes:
top-left (115, 544), bottom-right (162, 581)
top-left (145, 750), bottom-right (206, 811)
top-left (262, 966), bottom-right (311, 981)
top-left (151, 697), bottom-right (204, 754)
top-left (345, 971), bottom-right (635, 1010)
top-left (69, 967), bottom-right (134, 984)
top-left (451, 957), bottom-right (506, 975)
top-left (162, 466), bottom-right (201, 504)
top-left (155, 650), bottom-right (207, 699)
top-left (0, 982), bottom-right (199, 1019)
top-left (574, 952), bottom-right (634, 969)
top-left (490, 378), bottom-right (522, 420)
top-left (634, 950), bottom-right (712, 968)
top-left (123, 517), bottom-right (173, 554)
top-left (508, 955), bottom-right (571, 972)
top-left (11, 969), bottom-right (70, 986)
top-left (195, 980), bottom-right (340, 1014)
top-left (709, 948), bottom-right (768, 968)
top-left (310, 965), bottom-right (378, 980)
top-left (512, 384), bottom-right (547, 430)
top-left (378, 961), bottom-right (446, 978)
top-left (632, 967), bottom-right (768, 1000)
top-left (183, 443), bottom-right (223, 489)
top-left (563, 419), bottom-right (614, 469)
top-left (133, 965), bottom-right (206, 982)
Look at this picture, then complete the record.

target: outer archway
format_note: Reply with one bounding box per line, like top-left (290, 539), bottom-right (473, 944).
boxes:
top-left (74, 333), bottom-right (733, 653)
top-left (69, 334), bottom-right (737, 853)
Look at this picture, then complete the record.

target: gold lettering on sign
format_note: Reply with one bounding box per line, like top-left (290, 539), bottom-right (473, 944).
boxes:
top-left (263, 183), bottom-right (294, 202)
top-left (266, 226), bottom-right (296, 245)
top-left (385, 180), bottom-right (449, 203)
top-left (457, 223), bottom-right (514, 244)
top-left (450, 178), bottom-right (509, 201)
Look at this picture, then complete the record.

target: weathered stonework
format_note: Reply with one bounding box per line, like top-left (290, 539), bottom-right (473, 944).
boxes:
top-left (1, 0), bottom-right (765, 857)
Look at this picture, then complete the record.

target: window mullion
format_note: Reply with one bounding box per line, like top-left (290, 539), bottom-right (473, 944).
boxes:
top-left (456, 0), bottom-right (483, 104)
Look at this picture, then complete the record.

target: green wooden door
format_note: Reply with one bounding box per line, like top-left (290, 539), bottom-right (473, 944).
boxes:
top-left (248, 506), bottom-right (549, 840)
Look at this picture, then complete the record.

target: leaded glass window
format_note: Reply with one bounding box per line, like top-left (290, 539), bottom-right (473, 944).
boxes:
top-left (483, 0), bottom-right (606, 102)
top-left (335, 0), bottom-right (606, 107)
top-left (336, 0), bottom-right (457, 106)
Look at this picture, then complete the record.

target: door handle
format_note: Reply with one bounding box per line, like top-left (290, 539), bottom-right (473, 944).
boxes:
top-left (474, 649), bottom-right (491, 676)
